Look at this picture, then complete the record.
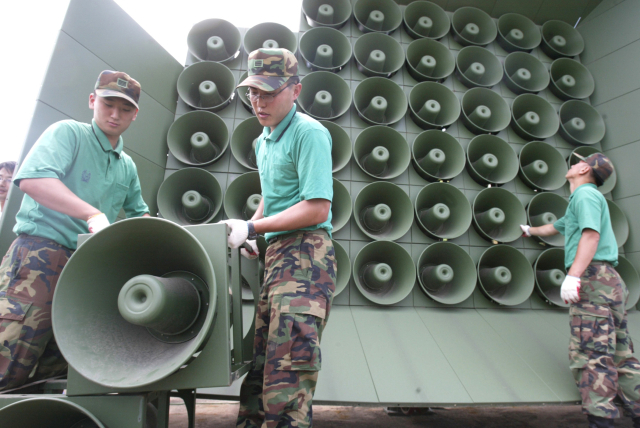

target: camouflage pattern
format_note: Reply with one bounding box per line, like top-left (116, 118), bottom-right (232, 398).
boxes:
top-left (0, 234), bottom-right (72, 391)
top-left (573, 152), bottom-right (615, 186)
top-left (94, 70), bottom-right (141, 109)
top-left (237, 229), bottom-right (336, 428)
top-left (569, 261), bottom-right (640, 419)
top-left (237, 48), bottom-right (299, 92)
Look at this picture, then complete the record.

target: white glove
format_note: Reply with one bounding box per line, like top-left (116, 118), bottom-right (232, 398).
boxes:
top-left (219, 219), bottom-right (249, 249)
top-left (87, 213), bottom-right (110, 233)
top-left (520, 224), bottom-right (531, 237)
top-left (241, 239), bottom-right (259, 260)
top-left (561, 275), bottom-right (581, 304)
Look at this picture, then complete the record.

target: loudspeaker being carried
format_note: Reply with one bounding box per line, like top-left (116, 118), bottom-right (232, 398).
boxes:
top-left (299, 27), bottom-right (352, 72)
top-left (333, 240), bottom-right (351, 296)
top-left (414, 182), bottom-right (472, 240)
top-left (405, 38), bottom-right (455, 82)
top-left (473, 187), bottom-right (527, 243)
top-left (558, 100), bottom-right (606, 145)
top-left (167, 110), bottom-right (229, 166)
top-left (461, 87), bottom-right (511, 135)
top-left (409, 81), bottom-right (460, 130)
top-left (568, 146), bottom-right (617, 195)
top-left (541, 20), bottom-right (585, 59)
top-left (243, 22), bottom-right (298, 53)
top-left (510, 94), bottom-right (560, 141)
top-left (412, 130), bottom-right (466, 182)
top-left (332, 178), bottom-right (353, 233)
top-left (297, 71), bottom-right (352, 120)
top-left (455, 46), bottom-right (503, 88)
top-left (503, 52), bottom-right (550, 95)
top-left (187, 19), bottom-right (242, 64)
top-left (231, 116), bottom-right (263, 171)
top-left (353, 0), bottom-right (402, 34)
top-left (417, 242), bottom-right (476, 305)
top-left (354, 77), bottom-right (408, 126)
top-left (496, 13), bottom-right (541, 53)
top-left (177, 61), bottom-right (236, 112)
top-left (354, 125), bottom-right (410, 179)
top-left (477, 245), bottom-right (535, 306)
top-left (354, 32), bottom-right (405, 77)
top-left (519, 141), bottom-right (568, 191)
top-left (224, 172), bottom-right (262, 221)
top-left (526, 192), bottom-right (568, 247)
top-left (607, 199), bottom-right (629, 247)
top-left (466, 134), bottom-right (519, 186)
top-left (450, 6), bottom-right (497, 47)
top-left (320, 120), bottom-right (352, 173)
top-left (618, 256), bottom-right (640, 310)
top-left (403, 1), bottom-right (450, 40)
top-left (533, 248), bottom-right (568, 307)
top-left (302, 0), bottom-right (353, 28)
top-left (354, 181), bottom-right (413, 241)
top-left (549, 58), bottom-right (595, 101)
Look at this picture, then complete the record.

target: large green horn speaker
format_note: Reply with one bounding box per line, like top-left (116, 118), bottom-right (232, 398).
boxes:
top-left (473, 187), bottom-right (526, 243)
top-left (243, 22), bottom-right (298, 54)
top-left (353, 0), bottom-right (402, 34)
top-left (477, 245), bottom-right (535, 306)
top-left (177, 61), bottom-right (236, 112)
top-left (353, 240), bottom-right (416, 305)
top-left (405, 38), bottom-right (455, 82)
top-left (533, 248), bottom-right (568, 307)
top-left (320, 120), bottom-right (352, 173)
top-left (617, 256), bottom-right (640, 310)
top-left (455, 46), bottom-right (503, 88)
top-left (53, 218), bottom-right (217, 388)
top-left (519, 141), bottom-right (568, 191)
top-left (568, 146), bottom-right (617, 194)
top-left (417, 242), bottom-right (476, 305)
top-left (333, 240), bottom-right (351, 296)
top-left (412, 130), bottom-right (465, 182)
top-left (332, 178), bottom-right (352, 233)
top-left (466, 134), bottom-right (519, 186)
top-left (558, 100), bottom-right (606, 145)
top-left (526, 192), bottom-right (568, 247)
top-left (460, 87), bottom-right (511, 135)
top-left (224, 172), bottom-right (262, 221)
top-left (353, 32), bottom-right (405, 77)
top-left (0, 397), bottom-right (104, 428)
top-left (414, 182), bottom-right (472, 240)
top-left (298, 71), bottom-right (352, 120)
top-left (510, 94), bottom-right (560, 140)
top-left (541, 20), bottom-right (585, 59)
top-left (302, 0), bottom-right (353, 29)
top-left (354, 125), bottom-right (410, 179)
top-left (236, 71), bottom-right (254, 114)
top-left (187, 19), bottom-right (242, 64)
top-left (549, 58), bottom-right (595, 101)
top-left (409, 81), bottom-right (460, 130)
top-left (231, 116), bottom-right (262, 171)
top-left (354, 181), bottom-right (413, 241)
top-left (607, 199), bottom-right (630, 247)
top-left (451, 6), bottom-right (497, 47)
top-left (299, 27), bottom-right (352, 72)
top-left (503, 52), bottom-right (550, 95)
top-left (157, 168), bottom-right (223, 225)
top-left (402, 1), bottom-right (450, 40)
top-left (496, 13), bottom-right (541, 53)
top-left (354, 77), bottom-right (408, 126)
top-left (167, 110), bottom-right (229, 166)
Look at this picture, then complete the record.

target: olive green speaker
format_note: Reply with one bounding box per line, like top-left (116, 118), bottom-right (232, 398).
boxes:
top-left (549, 58), bottom-right (595, 101)
top-left (176, 61), bottom-right (236, 112)
top-left (607, 199), bottom-right (630, 247)
top-left (224, 172), bottom-right (262, 221)
top-left (299, 27), bottom-right (352, 72)
top-left (187, 19), bottom-right (242, 64)
top-left (519, 141), bottom-right (568, 191)
top-left (414, 182), bottom-right (472, 240)
top-left (405, 38), bottom-right (455, 82)
top-left (333, 240), bottom-right (351, 296)
top-left (298, 71), bottom-right (352, 120)
top-left (243, 22), bottom-right (298, 53)
top-left (354, 125), bottom-right (410, 179)
top-left (0, 397), bottom-right (104, 428)
top-left (236, 71), bottom-right (253, 114)
top-left (541, 20), bottom-right (585, 59)
top-left (157, 168), bottom-right (223, 226)
top-left (412, 130), bottom-right (466, 182)
top-left (354, 181), bottom-right (413, 241)
top-left (477, 245), bottom-right (535, 306)
top-left (402, 1), bottom-right (450, 40)
top-left (466, 134), bottom-right (519, 186)
top-left (503, 52), bottom-right (550, 95)
top-left (455, 46), bottom-right (503, 88)
top-left (354, 77), bottom-right (408, 126)
top-left (409, 81), bottom-right (460, 130)
top-left (558, 100), bottom-right (606, 145)
top-left (510, 94), bottom-right (560, 141)
top-left (473, 187), bottom-right (527, 243)
top-left (618, 256), bottom-right (640, 310)
top-left (568, 146), bottom-right (617, 194)
top-left (417, 242), bottom-right (476, 305)
top-left (302, 0), bottom-right (352, 28)
top-left (320, 120), bottom-right (352, 173)
top-left (332, 178), bottom-right (352, 233)
top-left (450, 6), bottom-right (497, 47)
top-left (353, 240), bottom-right (416, 305)
top-left (496, 13), bottom-right (541, 53)
top-left (167, 110), bottom-right (229, 166)
top-left (526, 192), bottom-right (568, 247)
top-left (231, 116), bottom-right (262, 171)
top-left (353, 32), bottom-right (405, 77)
top-left (533, 248), bottom-right (568, 307)
top-left (353, 0), bottom-right (402, 34)
top-left (460, 87), bottom-right (511, 135)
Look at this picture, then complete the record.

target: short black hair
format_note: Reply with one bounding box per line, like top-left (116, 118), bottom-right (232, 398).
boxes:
top-left (288, 76), bottom-right (300, 85)
top-left (590, 168), bottom-right (604, 187)
top-left (0, 161), bottom-right (16, 174)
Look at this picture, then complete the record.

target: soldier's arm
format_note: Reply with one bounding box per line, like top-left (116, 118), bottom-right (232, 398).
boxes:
top-left (20, 178), bottom-right (101, 221)
top-left (251, 197), bottom-right (265, 221)
top-left (567, 228), bottom-right (600, 277)
top-left (529, 223), bottom-right (560, 237)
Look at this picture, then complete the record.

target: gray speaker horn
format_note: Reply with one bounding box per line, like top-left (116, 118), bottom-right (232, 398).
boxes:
top-left (333, 240), bottom-right (351, 297)
top-left (403, 1), bottom-right (450, 40)
top-left (461, 88), bottom-right (511, 135)
top-left (412, 130), bottom-right (466, 182)
top-left (332, 178), bottom-right (353, 234)
top-left (496, 13), bottom-right (541, 53)
top-left (187, 19), bottom-right (242, 64)
top-left (455, 46), bottom-right (503, 89)
top-left (558, 100), bottom-right (606, 145)
top-left (549, 58), bottom-right (595, 101)
top-left (473, 187), bottom-right (527, 243)
top-left (354, 77), bottom-right (408, 126)
top-left (409, 81), bottom-right (460, 130)
top-left (526, 192), bottom-right (567, 247)
top-left (354, 125), bottom-right (411, 179)
top-left (503, 52), bottom-right (550, 95)
top-left (477, 245), bottom-right (535, 306)
top-left (176, 61), bottom-right (236, 112)
top-left (353, 0), bottom-right (402, 34)
top-left (236, 71), bottom-right (254, 115)
top-left (167, 110), bottom-right (229, 166)
top-left (353, 32), bottom-right (405, 78)
top-left (297, 71), bottom-right (352, 120)
top-left (244, 22), bottom-right (298, 54)
top-left (320, 120), bottom-right (352, 173)
top-left (618, 256), bottom-right (640, 310)
top-left (302, 0), bottom-right (353, 29)
top-left (354, 181), bottom-right (414, 241)
top-left (541, 20), bottom-right (585, 59)
top-left (230, 116), bottom-right (263, 171)
top-left (466, 134), bottom-right (519, 186)
top-left (450, 6), bottom-right (497, 47)
top-left (568, 146), bottom-right (617, 195)
top-left (299, 27), bottom-right (352, 72)
top-left (405, 38), bottom-right (455, 82)
top-left (414, 182), bottom-right (472, 240)
top-left (510, 94), bottom-right (560, 141)
top-left (417, 242), bottom-right (476, 305)
top-left (519, 141), bottom-right (568, 191)
top-left (607, 199), bottom-right (629, 247)
top-left (533, 248), bottom-right (568, 307)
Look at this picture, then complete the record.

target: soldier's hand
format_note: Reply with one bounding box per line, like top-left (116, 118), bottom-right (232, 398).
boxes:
top-left (520, 225), bottom-right (531, 237)
top-left (218, 219), bottom-right (249, 249)
top-left (561, 275), bottom-right (581, 304)
top-left (87, 213), bottom-right (110, 233)
top-left (241, 240), bottom-right (259, 260)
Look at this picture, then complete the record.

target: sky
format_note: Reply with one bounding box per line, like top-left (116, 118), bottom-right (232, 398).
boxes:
top-left (0, 0), bottom-right (302, 164)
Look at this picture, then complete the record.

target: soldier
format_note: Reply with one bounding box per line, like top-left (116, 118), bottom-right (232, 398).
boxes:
top-left (0, 70), bottom-right (150, 391)
top-left (221, 48), bottom-right (335, 428)
top-left (0, 161), bottom-right (17, 213)
top-left (521, 153), bottom-right (640, 428)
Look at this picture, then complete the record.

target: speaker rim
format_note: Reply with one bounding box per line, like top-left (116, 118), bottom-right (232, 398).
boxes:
top-left (511, 93), bottom-right (560, 140)
top-left (533, 248), bottom-right (569, 308)
top-left (167, 110), bottom-right (230, 167)
top-left (460, 87), bottom-right (512, 135)
top-left (473, 187), bottom-right (527, 243)
top-left (354, 181), bottom-right (414, 241)
top-left (496, 12), bottom-right (541, 53)
top-left (409, 81), bottom-right (461, 130)
top-left (526, 192), bottom-right (567, 248)
top-left (302, 0), bottom-right (353, 29)
top-left (567, 146), bottom-right (617, 195)
top-left (176, 61), bottom-right (236, 112)
top-left (333, 239), bottom-right (351, 297)
top-left (450, 6), bottom-right (498, 47)
top-left (332, 178), bottom-right (353, 233)
top-left (319, 120), bottom-right (353, 173)
top-left (353, 32), bottom-right (406, 78)
top-left (243, 21), bottom-right (299, 54)
top-left (298, 71), bottom-right (352, 120)
top-left (402, 0), bottom-right (450, 40)
top-left (157, 168), bottom-right (223, 225)
top-left (0, 397), bottom-right (106, 428)
top-left (558, 100), bottom-right (606, 145)
top-left (353, 124), bottom-right (411, 179)
top-left (414, 182), bottom-right (472, 240)
top-left (455, 45), bottom-right (504, 89)
top-left (236, 71), bottom-right (254, 115)
top-left (503, 51), bottom-right (550, 95)
top-left (299, 26), bottom-right (353, 72)
top-left (353, 0), bottom-right (403, 34)
top-left (477, 244), bottom-right (535, 306)
top-left (618, 255), bottom-right (640, 310)
top-left (466, 134), bottom-right (519, 186)
top-left (405, 38), bottom-right (456, 82)
top-left (541, 19), bottom-right (585, 59)
top-left (354, 76), bottom-right (409, 126)
top-left (411, 129), bottom-right (466, 181)
top-left (607, 199), bottom-right (630, 247)
top-left (187, 18), bottom-right (242, 64)
top-left (230, 116), bottom-right (263, 171)
top-left (549, 58), bottom-right (595, 101)
top-left (223, 171), bottom-right (262, 221)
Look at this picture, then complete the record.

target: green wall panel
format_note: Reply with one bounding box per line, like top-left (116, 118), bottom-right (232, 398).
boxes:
top-left (491, 0), bottom-right (543, 20)
top-left (582, 0), bottom-right (626, 24)
top-left (597, 89), bottom-right (640, 151)
top-left (605, 142), bottom-right (640, 200)
top-left (534, 0), bottom-right (586, 25)
top-left (587, 38), bottom-right (640, 106)
top-left (125, 151), bottom-right (165, 218)
top-left (614, 195), bottom-right (640, 253)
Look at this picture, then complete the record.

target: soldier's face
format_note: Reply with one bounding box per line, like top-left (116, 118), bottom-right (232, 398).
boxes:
top-left (566, 160), bottom-right (590, 180)
top-left (250, 83), bottom-right (301, 131)
top-left (89, 94), bottom-right (138, 140)
top-left (0, 168), bottom-right (13, 202)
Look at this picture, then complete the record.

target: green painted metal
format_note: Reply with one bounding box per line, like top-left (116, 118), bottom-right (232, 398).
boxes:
top-left (319, 120), bottom-right (352, 173)
top-left (541, 20), bottom-right (586, 59)
top-left (0, 397), bottom-right (105, 428)
top-left (331, 178), bottom-right (353, 233)
top-left (332, 240), bottom-right (351, 296)
top-left (460, 87), bottom-right (511, 134)
top-left (223, 172), bottom-right (262, 221)
top-left (353, 32), bottom-right (405, 77)
top-left (405, 38), bottom-right (455, 82)
top-left (549, 58), bottom-right (596, 100)
top-left (496, 13), bottom-right (542, 52)
top-left (503, 52), bottom-right (550, 94)
top-left (177, 61), bottom-right (236, 112)
top-left (511, 94), bottom-right (560, 140)
top-left (157, 168), bottom-right (223, 225)
top-left (354, 181), bottom-right (413, 241)
top-left (473, 187), bottom-right (527, 243)
top-left (519, 141), bottom-right (568, 191)
top-left (534, 248), bottom-right (569, 308)
top-left (353, 76), bottom-right (408, 126)
top-left (450, 7), bottom-right (497, 47)
top-left (606, 199), bottom-right (630, 247)
top-left (414, 182), bottom-right (472, 240)
top-left (243, 22), bottom-right (298, 53)
top-left (408, 81), bottom-right (460, 130)
top-left (353, 0), bottom-right (402, 34)
top-left (230, 116), bottom-right (262, 171)
top-left (299, 27), bottom-right (352, 72)
top-left (302, 0), bottom-right (353, 29)
top-left (411, 130), bottom-right (465, 182)
top-left (455, 46), bottom-right (504, 89)
top-left (187, 19), bottom-right (242, 64)
top-left (402, 0), bottom-right (449, 40)
top-left (526, 192), bottom-right (568, 248)
top-left (298, 71), bottom-right (352, 120)
top-left (167, 111), bottom-right (229, 166)
top-left (477, 245), bottom-right (535, 306)
top-left (466, 134), bottom-right (519, 186)
top-left (353, 125), bottom-right (410, 179)
top-left (558, 100), bottom-right (606, 145)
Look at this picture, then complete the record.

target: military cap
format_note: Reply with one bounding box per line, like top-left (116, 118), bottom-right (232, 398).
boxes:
top-left (95, 70), bottom-right (141, 109)
top-left (237, 48), bottom-right (298, 91)
top-left (573, 152), bottom-right (614, 186)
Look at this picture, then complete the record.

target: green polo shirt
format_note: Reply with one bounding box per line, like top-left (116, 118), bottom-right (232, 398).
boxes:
top-left (554, 183), bottom-right (618, 270)
top-left (13, 119), bottom-right (149, 250)
top-left (256, 105), bottom-right (333, 241)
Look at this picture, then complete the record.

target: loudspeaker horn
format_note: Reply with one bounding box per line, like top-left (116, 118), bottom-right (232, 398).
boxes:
top-left (231, 116), bottom-right (263, 171)
top-left (510, 94), bottom-right (560, 141)
top-left (0, 397), bottom-right (104, 428)
top-left (354, 181), bottom-right (413, 241)
top-left (236, 71), bottom-right (254, 114)
top-left (332, 178), bottom-right (353, 233)
top-left (473, 187), bottom-right (527, 243)
top-left (496, 13), bottom-right (541, 53)
top-left (455, 46), bottom-right (503, 88)
top-left (618, 256), bottom-right (640, 310)
top-left (409, 81), bottom-right (461, 130)
top-left (417, 242), bottom-right (476, 305)
top-left (503, 51), bottom-right (550, 94)
top-left (405, 38), bottom-right (455, 82)
top-left (477, 245), bottom-right (535, 306)
top-left (519, 141), bottom-right (568, 191)
top-left (320, 120), bottom-right (352, 173)
top-left (243, 22), bottom-right (298, 54)
top-left (177, 61), bottom-right (236, 112)
top-left (297, 71), bottom-right (352, 120)
top-left (526, 192), bottom-right (568, 247)
top-left (299, 27), bottom-right (352, 72)
top-left (354, 77), bottom-right (408, 126)
top-left (187, 19), bottom-right (242, 64)
top-left (414, 182), bottom-right (472, 240)
top-left (466, 134), bottom-right (519, 186)
top-left (568, 146), bottom-right (617, 195)
top-left (549, 58), bottom-right (595, 101)
top-left (353, 0), bottom-right (402, 34)
top-left (302, 0), bottom-right (353, 29)
top-left (460, 87), bottom-right (511, 135)
top-left (167, 110), bottom-right (229, 166)
top-left (533, 248), bottom-right (568, 307)
top-left (353, 240), bottom-right (416, 305)
top-left (541, 20), bottom-right (585, 59)
top-left (354, 125), bottom-right (411, 179)
top-left (412, 130), bottom-right (466, 182)
top-left (403, 1), bottom-right (450, 40)
top-left (353, 32), bottom-right (405, 77)
top-left (558, 100), bottom-right (606, 145)
top-left (450, 6), bottom-right (497, 47)
top-left (607, 199), bottom-right (630, 247)
top-left (333, 240), bottom-right (351, 297)
top-left (223, 172), bottom-right (262, 221)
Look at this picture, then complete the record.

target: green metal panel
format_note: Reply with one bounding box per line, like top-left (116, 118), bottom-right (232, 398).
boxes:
top-left (446, 0), bottom-right (496, 14)
top-left (491, 0), bottom-right (543, 21)
top-left (597, 90), bottom-right (640, 151)
top-left (534, 0), bottom-right (586, 25)
top-left (586, 39), bottom-right (640, 106)
top-left (581, 0), bottom-right (626, 24)
top-left (613, 195), bottom-right (640, 253)
top-left (604, 142), bottom-right (640, 201)
top-left (125, 151), bottom-right (166, 218)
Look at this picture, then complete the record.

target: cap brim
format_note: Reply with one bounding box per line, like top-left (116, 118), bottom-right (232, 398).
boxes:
top-left (572, 153), bottom-right (588, 162)
top-left (236, 75), bottom-right (292, 92)
top-left (96, 89), bottom-right (139, 109)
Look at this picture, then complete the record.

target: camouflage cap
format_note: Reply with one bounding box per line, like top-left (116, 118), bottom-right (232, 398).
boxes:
top-left (236, 48), bottom-right (298, 92)
top-left (573, 152), bottom-right (614, 186)
top-left (94, 70), bottom-right (141, 109)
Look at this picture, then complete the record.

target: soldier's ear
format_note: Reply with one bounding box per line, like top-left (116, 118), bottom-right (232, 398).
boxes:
top-left (291, 83), bottom-right (302, 101)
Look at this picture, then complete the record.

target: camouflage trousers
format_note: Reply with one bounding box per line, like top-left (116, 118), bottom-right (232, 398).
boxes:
top-left (237, 229), bottom-right (336, 428)
top-left (0, 234), bottom-right (72, 391)
top-left (569, 261), bottom-right (640, 419)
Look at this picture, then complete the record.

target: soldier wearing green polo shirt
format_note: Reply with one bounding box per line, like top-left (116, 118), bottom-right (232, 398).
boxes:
top-left (0, 70), bottom-right (150, 391)
top-left (522, 153), bottom-right (640, 428)
top-left (221, 48), bottom-right (335, 428)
